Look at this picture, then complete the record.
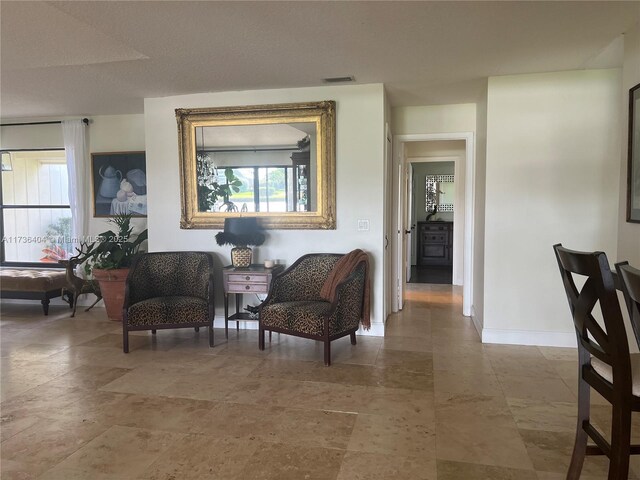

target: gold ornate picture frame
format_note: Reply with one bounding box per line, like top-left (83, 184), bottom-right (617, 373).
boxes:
top-left (176, 101), bottom-right (336, 230)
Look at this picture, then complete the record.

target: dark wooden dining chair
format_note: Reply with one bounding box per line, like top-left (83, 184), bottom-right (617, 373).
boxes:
top-left (615, 262), bottom-right (640, 347)
top-left (553, 244), bottom-right (640, 480)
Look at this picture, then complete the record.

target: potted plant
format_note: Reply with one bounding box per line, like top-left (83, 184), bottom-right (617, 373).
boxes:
top-left (197, 157), bottom-right (243, 212)
top-left (79, 213), bottom-right (148, 321)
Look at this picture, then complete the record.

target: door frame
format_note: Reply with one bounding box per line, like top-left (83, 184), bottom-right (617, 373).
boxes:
top-left (392, 132), bottom-right (475, 316)
top-left (383, 123), bottom-right (394, 321)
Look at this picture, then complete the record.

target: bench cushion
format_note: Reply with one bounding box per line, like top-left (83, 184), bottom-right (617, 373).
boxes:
top-left (0, 269), bottom-right (67, 292)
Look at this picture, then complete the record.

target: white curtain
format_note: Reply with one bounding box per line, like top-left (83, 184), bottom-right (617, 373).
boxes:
top-left (62, 119), bottom-right (88, 255)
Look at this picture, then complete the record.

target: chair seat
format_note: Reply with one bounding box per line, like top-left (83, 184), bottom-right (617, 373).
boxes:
top-left (127, 295), bottom-right (208, 326)
top-left (592, 353), bottom-right (640, 396)
top-left (261, 300), bottom-right (337, 336)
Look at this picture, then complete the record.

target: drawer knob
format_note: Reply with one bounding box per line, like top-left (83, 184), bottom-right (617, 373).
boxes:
top-left (245, 285), bottom-right (251, 290)
top-left (245, 276), bottom-right (250, 281)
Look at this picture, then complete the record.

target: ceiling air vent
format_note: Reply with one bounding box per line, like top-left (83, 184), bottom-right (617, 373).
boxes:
top-left (322, 76), bottom-right (355, 83)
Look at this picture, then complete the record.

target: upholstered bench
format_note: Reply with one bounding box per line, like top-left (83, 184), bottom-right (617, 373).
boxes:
top-left (0, 268), bottom-right (72, 315)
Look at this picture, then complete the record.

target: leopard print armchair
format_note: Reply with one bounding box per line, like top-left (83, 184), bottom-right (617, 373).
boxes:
top-left (122, 251), bottom-right (214, 353)
top-left (259, 253), bottom-right (367, 366)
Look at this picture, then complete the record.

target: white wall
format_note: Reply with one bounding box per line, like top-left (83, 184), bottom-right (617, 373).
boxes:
top-left (392, 104), bottom-right (476, 134)
top-left (0, 122), bottom-right (63, 150)
top-left (483, 69), bottom-right (622, 346)
top-left (617, 22), bottom-right (640, 265)
top-left (144, 84), bottom-right (386, 330)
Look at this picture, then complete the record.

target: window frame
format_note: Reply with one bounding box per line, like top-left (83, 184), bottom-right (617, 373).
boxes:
top-left (1, 148), bottom-right (70, 268)
top-left (225, 164), bottom-right (294, 213)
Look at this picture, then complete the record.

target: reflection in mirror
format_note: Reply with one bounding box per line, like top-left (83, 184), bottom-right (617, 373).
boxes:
top-left (425, 174), bottom-right (454, 215)
top-left (177, 101), bottom-right (335, 230)
top-left (195, 123), bottom-right (316, 213)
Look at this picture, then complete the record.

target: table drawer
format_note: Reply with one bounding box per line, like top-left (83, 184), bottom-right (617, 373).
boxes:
top-left (227, 282), bottom-right (268, 294)
top-left (228, 274), bottom-right (267, 283)
top-left (422, 224), bottom-right (449, 232)
top-left (422, 233), bottom-right (447, 244)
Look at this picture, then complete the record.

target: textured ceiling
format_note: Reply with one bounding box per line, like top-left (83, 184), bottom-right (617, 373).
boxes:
top-left (1, 1), bottom-right (638, 118)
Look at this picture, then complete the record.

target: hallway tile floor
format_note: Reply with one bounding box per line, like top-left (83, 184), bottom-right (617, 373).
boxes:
top-left (1, 284), bottom-right (638, 479)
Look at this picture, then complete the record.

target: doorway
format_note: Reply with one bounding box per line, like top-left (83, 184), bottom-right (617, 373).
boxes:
top-left (409, 156), bottom-right (459, 285)
top-left (390, 132), bottom-right (475, 317)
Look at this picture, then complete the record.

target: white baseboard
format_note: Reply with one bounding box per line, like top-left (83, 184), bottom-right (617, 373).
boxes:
top-left (470, 305), bottom-right (483, 338)
top-left (481, 328), bottom-right (577, 348)
top-left (359, 322), bottom-right (384, 337)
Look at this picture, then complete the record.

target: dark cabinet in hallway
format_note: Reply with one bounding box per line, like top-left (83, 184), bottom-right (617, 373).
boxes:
top-left (418, 221), bottom-right (453, 266)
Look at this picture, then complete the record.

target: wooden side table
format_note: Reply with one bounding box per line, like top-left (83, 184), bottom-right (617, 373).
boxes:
top-left (222, 264), bottom-right (284, 339)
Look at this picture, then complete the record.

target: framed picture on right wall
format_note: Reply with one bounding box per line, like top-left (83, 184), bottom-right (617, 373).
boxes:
top-left (628, 82), bottom-right (640, 223)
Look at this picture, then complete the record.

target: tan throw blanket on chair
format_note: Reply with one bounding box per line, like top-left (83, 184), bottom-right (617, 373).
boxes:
top-left (320, 249), bottom-right (371, 330)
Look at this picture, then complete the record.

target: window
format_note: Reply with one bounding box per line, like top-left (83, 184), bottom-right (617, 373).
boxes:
top-left (1, 150), bottom-right (72, 266)
top-left (217, 166), bottom-right (296, 213)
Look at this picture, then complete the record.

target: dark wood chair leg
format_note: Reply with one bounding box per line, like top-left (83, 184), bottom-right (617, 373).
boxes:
top-left (608, 403), bottom-right (632, 480)
top-left (324, 340), bottom-right (331, 366)
top-left (151, 329), bottom-right (156, 334)
top-left (224, 293), bottom-right (229, 339)
top-left (567, 378), bottom-right (590, 479)
top-left (209, 326), bottom-right (214, 347)
top-left (41, 298), bottom-right (50, 315)
top-left (350, 332), bottom-right (357, 345)
top-left (194, 327), bottom-right (200, 332)
top-left (259, 326), bottom-right (265, 350)
top-left (123, 328), bottom-right (129, 353)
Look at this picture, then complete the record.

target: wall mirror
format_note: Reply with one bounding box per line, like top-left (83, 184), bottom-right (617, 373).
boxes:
top-left (177, 101), bottom-right (336, 229)
top-left (425, 174), bottom-right (454, 216)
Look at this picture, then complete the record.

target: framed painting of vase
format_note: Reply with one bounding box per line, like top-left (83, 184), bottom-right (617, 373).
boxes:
top-left (91, 151), bottom-right (147, 217)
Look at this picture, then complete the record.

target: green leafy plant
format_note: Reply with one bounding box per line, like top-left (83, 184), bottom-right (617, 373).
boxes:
top-left (197, 163), bottom-right (242, 212)
top-left (80, 213), bottom-right (148, 274)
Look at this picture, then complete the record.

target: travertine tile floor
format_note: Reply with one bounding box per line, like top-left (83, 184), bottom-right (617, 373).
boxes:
top-left (1, 283), bottom-right (639, 479)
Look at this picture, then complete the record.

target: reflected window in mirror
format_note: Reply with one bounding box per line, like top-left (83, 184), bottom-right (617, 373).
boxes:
top-left (195, 124), bottom-right (313, 213)
top-left (205, 165), bottom-right (303, 213)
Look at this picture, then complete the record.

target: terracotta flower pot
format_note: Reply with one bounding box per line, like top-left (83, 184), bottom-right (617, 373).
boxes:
top-left (92, 268), bottom-right (129, 321)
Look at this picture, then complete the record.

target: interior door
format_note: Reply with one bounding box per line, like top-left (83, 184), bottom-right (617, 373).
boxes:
top-left (396, 157), bottom-right (404, 310)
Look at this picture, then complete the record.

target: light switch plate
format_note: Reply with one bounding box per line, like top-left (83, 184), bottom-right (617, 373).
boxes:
top-left (357, 219), bottom-right (370, 231)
